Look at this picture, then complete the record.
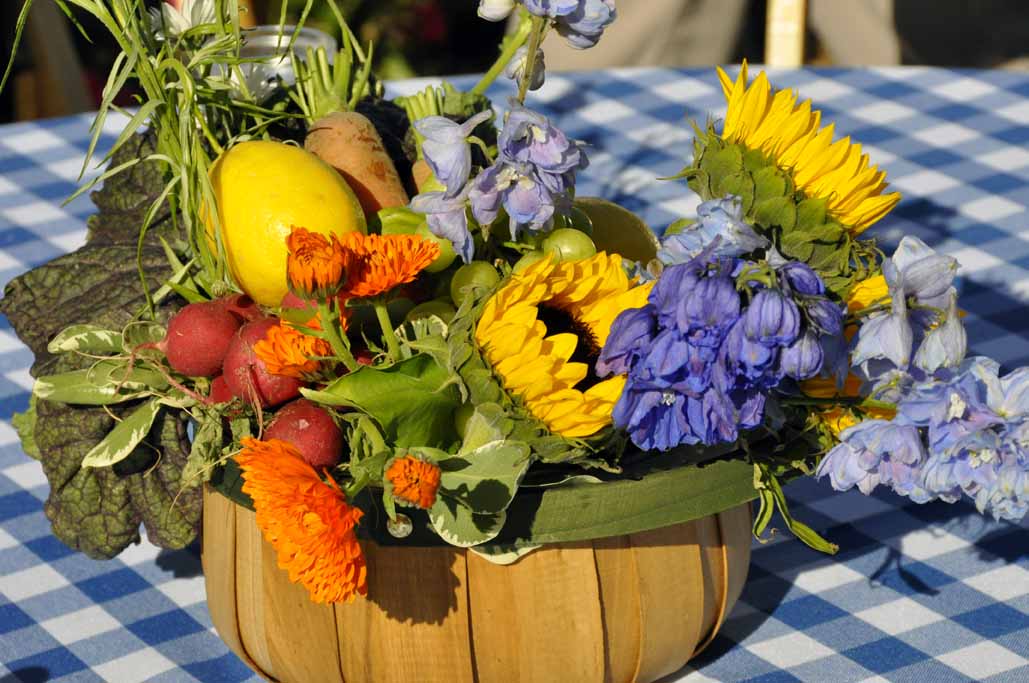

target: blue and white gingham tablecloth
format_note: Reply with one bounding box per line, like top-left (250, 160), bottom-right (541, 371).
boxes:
top-left (1, 66), bottom-right (1028, 682)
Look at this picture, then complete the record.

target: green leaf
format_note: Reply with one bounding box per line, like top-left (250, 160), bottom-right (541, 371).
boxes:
top-left (664, 218), bottom-right (695, 237)
top-left (33, 361), bottom-right (167, 406)
top-left (436, 440), bottom-right (531, 514)
top-left (458, 403), bottom-right (513, 455)
top-left (429, 494), bottom-right (506, 547)
top-left (11, 395), bottom-right (39, 461)
top-left (468, 541), bottom-right (541, 565)
top-left (753, 166), bottom-right (788, 203)
top-left (780, 231), bottom-right (815, 261)
top-left (181, 412), bottom-right (224, 487)
top-left (752, 196), bottom-right (797, 231)
top-left (302, 353), bottom-right (461, 448)
top-left (47, 325), bottom-right (123, 355)
top-left (702, 145), bottom-right (744, 182)
top-left (82, 399), bottom-right (162, 469)
top-left (796, 197), bottom-right (829, 229)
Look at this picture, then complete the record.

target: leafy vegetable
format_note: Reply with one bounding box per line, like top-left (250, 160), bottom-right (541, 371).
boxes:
top-left (0, 131), bottom-right (202, 559)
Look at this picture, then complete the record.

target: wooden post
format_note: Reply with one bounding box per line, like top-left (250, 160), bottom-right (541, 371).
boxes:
top-left (765, 0), bottom-right (807, 67)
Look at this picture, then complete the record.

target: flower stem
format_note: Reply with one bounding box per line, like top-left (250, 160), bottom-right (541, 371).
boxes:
top-left (516, 16), bottom-right (547, 103)
top-left (318, 301), bottom-right (358, 372)
top-left (374, 301), bottom-right (401, 362)
top-left (472, 12), bottom-right (534, 97)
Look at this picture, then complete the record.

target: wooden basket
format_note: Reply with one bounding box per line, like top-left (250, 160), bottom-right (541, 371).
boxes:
top-left (202, 486), bottom-right (752, 683)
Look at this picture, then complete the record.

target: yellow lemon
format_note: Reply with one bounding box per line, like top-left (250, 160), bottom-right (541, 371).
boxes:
top-left (209, 140), bottom-right (366, 307)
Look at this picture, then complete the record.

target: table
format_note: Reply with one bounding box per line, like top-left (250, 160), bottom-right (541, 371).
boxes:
top-left (0, 66), bottom-right (1027, 682)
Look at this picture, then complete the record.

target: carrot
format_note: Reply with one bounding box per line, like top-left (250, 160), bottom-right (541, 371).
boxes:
top-left (411, 158), bottom-right (436, 195)
top-left (305, 111), bottom-right (409, 217)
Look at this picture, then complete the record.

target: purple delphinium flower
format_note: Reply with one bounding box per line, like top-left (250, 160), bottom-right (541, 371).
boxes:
top-left (408, 189), bottom-right (474, 263)
top-left (477, 0), bottom-right (518, 21)
top-left (469, 161), bottom-right (562, 237)
top-left (467, 106), bottom-right (586, 239)
top-left (658, 196), bottom-right (769, 266)
top-left (853, 237), bottom-right (965, 383)
top-left (414, 110), bottom-right (493, 198)
top-left (600, 250), bottom-right (833, 451)
top-left (505, 45), bottom-right (545, 91)
top-left (817, 420), bottom-right (930, 499)
top-left (819, 356), bottom-right (1029, 522)
top-left (553, 0), bottom-right (617, 49)
top-left (499, 105), bottom-right (585, 175)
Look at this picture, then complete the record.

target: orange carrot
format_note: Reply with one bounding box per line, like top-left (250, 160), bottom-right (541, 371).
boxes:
top-left (305, 111), bottom-right (409, 218)
top-left (411, 158), bottom-right (436, 195)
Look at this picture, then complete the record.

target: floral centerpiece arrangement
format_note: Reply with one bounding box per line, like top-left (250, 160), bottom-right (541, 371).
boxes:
top-left (3, 1), bottom-right (1028, 668)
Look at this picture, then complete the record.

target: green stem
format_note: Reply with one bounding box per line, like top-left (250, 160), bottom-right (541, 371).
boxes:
top-left (516, 16), bottom-right (547, 103)
top-left (318, 301), bottom-right (358, 372)
top-left (472, 13), bottom-right (534, 96)
top-left (373, 301), bottom-right (401, 362)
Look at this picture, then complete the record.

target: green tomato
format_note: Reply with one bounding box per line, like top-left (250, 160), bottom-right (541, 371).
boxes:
top-left (542, 228), bottom-right (597, 261)
top-left (449, 262), bottom-right (501, 306)
top-left (380, 210), bottom-right (457, 273)
top-left (513, 250), bottom-right (546, 273)
top-left (405, 299), bottom-right (456, 325)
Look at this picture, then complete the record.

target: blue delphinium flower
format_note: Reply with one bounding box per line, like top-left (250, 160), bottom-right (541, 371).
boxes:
top-left (478, 1), bottom-right (616, 49)
top-left (408, 189), bottom-right (474, 263)
top-left (553, 0), bottom-right (617, 49)
top-left (658, 196), bottom-right (769, 266)
top-left (469, 105), bottom-right (586, 239)
top-left (599, 250), bottom-right (836, 451)
top-left (816, 420), bottom-right (931, 499)
top-left (853, 236), bottom-right (965, 379)
top-left (499, 105), bottom-right (584, 176)
top-left (414, 110), bottom-right (494, 197)
top-left (478, 0), bottom-right (518, 21)
top-left (506, 45), bottom-right (545, 91)
top-left (818, 356), bottom-right (1029, 522)
top-left (411, 106), bottom-right (587, 256)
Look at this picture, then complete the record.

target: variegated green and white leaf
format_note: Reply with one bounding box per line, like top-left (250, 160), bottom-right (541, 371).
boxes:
top-left (82, 399), bottom-right (162, 468)
top-left (437, 440), bottom-right (531, 514)
top-left (468, 541), bottom-right (541, 565)
top-left (33, 361), bottom-right (168, 406)
top-left (47, 324), bottom-right (123, 355)
top-left (429, 495), bottom-right (505, 548)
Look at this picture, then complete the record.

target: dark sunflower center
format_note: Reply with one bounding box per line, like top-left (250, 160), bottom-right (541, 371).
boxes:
top-left (537, 304), bottom-right (603, 389)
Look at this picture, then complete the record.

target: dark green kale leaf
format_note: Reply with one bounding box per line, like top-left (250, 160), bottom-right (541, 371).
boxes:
top-left (0, 131), bottom-right (201, 560)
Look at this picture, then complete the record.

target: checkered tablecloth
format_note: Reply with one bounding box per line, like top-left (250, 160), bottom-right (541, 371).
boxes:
top-left (0, 66), bottom-right (1027, 683)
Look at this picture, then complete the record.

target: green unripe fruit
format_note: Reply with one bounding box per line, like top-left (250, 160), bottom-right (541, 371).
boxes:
top-left (405, 300), bottom-right (457, 324)
top-left (449, 262), bottom-right (501, 306)
top-left (542, 228), bottom-right (597, 262)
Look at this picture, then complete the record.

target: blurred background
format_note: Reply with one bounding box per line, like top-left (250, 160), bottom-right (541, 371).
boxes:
top-left (1, 0), bottom-right (1027, 122)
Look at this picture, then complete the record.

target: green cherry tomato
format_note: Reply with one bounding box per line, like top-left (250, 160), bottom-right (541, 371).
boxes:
top-left (405, 299), bottom-right (457, 325)
top-left (449, 262), bottom-right (501, 306)
top-left (542, 228), bottom-right (597, 262)
top-left (513, 250), bottom-right (547, 273)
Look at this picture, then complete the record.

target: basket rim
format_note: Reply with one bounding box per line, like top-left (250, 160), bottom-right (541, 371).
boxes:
top-left (209, 452), bottom-right (760, 547)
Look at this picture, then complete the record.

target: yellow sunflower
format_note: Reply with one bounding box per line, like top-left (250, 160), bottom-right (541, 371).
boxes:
top-left (475, 253), bottom-right (652, 438)
top-left (717, 61), bottom-right (901, 234)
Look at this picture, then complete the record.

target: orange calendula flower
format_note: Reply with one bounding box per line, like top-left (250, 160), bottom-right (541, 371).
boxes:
top-left (386, 455), bottom-right (441, 509)
top-left (286, 227), bottom-right (346, 299)
top-left (337, 233), bottom-right (440, 299)
top-left (253, 320), bottom-right (333, 379)
top-left (237, 438), bottom-right (367, 604)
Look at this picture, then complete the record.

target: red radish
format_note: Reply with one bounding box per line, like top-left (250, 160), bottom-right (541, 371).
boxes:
top-left (266, 399), bottom-right (343, 468)
top-left (222, 318), bottom-right (302, 408)
top-left (279, 291), bottom-right (319, 324)
top-left (215, 293), bottom-right (262, 322)
top-left (208, 375), bottom-right (234, 405)
top-left (163, 301), bottom-right (242, 377)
